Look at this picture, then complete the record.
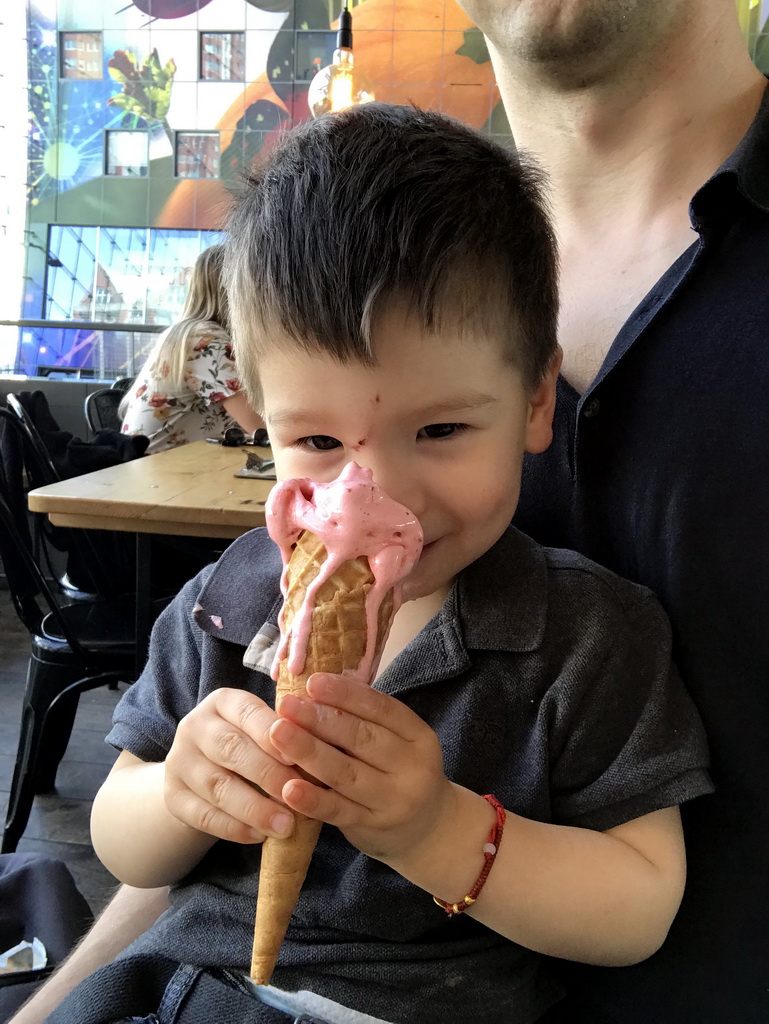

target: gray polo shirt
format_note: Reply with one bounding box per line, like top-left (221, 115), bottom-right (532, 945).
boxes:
top-left (108, 525), bottom-right (712, 1024)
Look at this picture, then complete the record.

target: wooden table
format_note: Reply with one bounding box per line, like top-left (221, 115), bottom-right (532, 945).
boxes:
top-left (28, 439), bottom-right (274, 539)
top-left (28, 441), bottom-right (274, 673)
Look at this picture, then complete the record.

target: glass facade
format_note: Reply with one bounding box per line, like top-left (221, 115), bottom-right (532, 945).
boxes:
top-left (15, 226), bottom-right (219, 377)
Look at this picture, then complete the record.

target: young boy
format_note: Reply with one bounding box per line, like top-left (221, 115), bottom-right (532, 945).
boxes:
top-left (52, 105), bottom-right (711, 1024)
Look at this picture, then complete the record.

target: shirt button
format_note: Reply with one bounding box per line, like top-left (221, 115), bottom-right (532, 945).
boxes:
top-left (582, 398), bottom-right (601, 418)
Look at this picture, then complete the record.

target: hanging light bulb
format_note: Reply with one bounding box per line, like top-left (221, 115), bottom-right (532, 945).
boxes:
top-left (308, 3), bottom-right (375, 118)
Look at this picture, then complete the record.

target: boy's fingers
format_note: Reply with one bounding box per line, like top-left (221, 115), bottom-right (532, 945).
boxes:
top-left (211, 688), bottom-right (293, 761)
top-left (167, 749), bottom-right (297, 836)
top-left (281, 777), bottom-right (364, 831)
top-left (277, 693), bottom-right (395, 771)
top-left (205, 724), bottom-right (293, 790)
top-left (189, 729), bottom-right (299, 801)
top-left (304, 674), bottom-right (424, 741)
top-left (166, 778), bottom-right (293, 844)
top-left (270, 718), bottom-right (379, 809)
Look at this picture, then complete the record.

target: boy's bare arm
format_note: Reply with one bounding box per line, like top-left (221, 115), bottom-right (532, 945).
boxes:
top-left (91, 689), bottom-right (304, 887)
top-left (396, 791), bottom-right (686, 967)
top-left (6, 884), bottom-right (169, 1024)
top-left (271, 672), bottom-right (688, 968)
top-left (90, 752), bottom-right (218, 887)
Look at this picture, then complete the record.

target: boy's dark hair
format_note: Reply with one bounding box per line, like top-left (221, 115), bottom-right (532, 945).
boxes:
top-left (225, 103), bottom-right (558, 400)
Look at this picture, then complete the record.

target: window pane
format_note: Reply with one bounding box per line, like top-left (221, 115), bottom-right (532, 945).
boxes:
top-left (199, 32), bottom-right (245, 81)
top-left (95, 228), bottom-right (149, 322)
top-left (105, 131), bottom-right (149, 177)
top-left (145, 229), bottom-right (220, 330)
top-left (59, 32), bottom-right (102, 79)
top-left (175, 132), bottom-right (220, 179)
top-left (45, 225), bottom-right (98, 321)
top-left (295, 31), bottom-right (336, 82)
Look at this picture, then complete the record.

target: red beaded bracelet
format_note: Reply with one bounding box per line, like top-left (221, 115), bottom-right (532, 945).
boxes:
top-left (433, 794), bottom-right (506, 915)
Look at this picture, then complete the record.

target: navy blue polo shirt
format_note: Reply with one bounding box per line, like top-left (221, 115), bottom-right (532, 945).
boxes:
top-left (515, 83), bottom-right (769, 1024)
top-left (86, 525), bottom-right (710, 1024)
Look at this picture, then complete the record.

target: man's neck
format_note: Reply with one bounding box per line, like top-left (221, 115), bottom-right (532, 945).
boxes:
top-left (491, 11), bottom-right (766, 235)
top-left (485, 2), bottom-right (767, 392)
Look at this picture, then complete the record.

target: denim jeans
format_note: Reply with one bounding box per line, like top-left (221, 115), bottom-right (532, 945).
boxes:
top-left (47, 959), bottom-right (289, 1024)
top-left (115, 964), bottom-right (272, 1023)
top-left (112, 964), bottom-right (371, 1024)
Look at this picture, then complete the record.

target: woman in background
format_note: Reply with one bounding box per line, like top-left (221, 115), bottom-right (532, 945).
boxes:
top-left (120, 244), bottom-right (262, 454)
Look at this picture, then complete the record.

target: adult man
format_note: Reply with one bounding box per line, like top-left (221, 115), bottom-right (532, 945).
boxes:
top-left (9, 3), bottom-right (768, 1022)
top-left (453, 1), bottom-right (769, 1021)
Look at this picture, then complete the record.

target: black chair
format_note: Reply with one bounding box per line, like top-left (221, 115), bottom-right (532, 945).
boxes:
top-left (4, 393), bottom-right (116, 599)
top-left (0, 410), bottom-right (136, 853)
top-left (84, 388), bottom-right (123, 433)
top-left (110, 376), bottom-right (134, 392)
top-left (4, 393), bottom-right (59, 488)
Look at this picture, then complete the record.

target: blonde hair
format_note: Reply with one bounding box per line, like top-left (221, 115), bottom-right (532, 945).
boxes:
top-left (122, 244), bottom-right (230, 415)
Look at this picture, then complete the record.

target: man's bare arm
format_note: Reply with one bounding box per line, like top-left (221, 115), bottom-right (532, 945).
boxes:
top-left (7, 884), bottom-right (168, 1024)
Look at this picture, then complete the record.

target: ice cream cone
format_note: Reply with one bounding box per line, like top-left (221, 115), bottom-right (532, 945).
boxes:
top-left (251, 463), bottom-right (422, 985)
top-left (250, 530), bottom-right (394, 985)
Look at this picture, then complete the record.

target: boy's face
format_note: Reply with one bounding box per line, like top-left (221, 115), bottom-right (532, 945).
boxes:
top-left (259, 306), bottom-right (558, 602)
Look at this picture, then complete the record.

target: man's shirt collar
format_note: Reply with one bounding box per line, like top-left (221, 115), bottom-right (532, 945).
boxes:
top-left (692, 79), bottom-right (769, 224)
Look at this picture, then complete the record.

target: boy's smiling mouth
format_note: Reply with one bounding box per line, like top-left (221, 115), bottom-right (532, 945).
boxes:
top-left (419, 539), bottom-right (439, 559)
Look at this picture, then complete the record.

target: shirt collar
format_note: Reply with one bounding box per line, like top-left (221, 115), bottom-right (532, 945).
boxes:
top-left (691, 79), bottom-right (769, 223)
top-left (192, 524), bottom-right (549, 657)
top-left (455, 525), bottom-right (548, 653)
top-left (193, 529), bottom-right (283, 647)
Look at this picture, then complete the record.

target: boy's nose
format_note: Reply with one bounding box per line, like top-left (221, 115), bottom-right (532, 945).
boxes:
top-left (350, 456), bottom-right (423, 521)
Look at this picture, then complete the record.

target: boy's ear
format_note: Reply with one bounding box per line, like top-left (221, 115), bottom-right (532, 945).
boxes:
top-left (525, 347), bottom-right (562, 454)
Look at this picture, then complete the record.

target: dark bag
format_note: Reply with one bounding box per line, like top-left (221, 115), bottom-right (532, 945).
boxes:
top-left (0, 853), bottom-right (94, 1019)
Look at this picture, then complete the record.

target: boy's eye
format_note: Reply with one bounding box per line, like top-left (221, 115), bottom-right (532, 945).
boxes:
top-left (299, 435), bottom-right (342, 451)
top-left (417, 423), bottom-right (467, 440)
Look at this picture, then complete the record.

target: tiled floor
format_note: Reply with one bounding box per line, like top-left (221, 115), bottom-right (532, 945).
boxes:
top-left (0, 588), bottom-right (125, 915)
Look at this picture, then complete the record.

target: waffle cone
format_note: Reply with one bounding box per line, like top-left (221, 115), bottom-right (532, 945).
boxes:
top-left (250, 530), bottom-right (394, 985)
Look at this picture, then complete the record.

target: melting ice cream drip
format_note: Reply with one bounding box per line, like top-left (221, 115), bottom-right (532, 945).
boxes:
top-left (266, 462), bottom-right (423, 680)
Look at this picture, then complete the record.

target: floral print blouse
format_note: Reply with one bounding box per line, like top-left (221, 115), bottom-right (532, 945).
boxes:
top-left (121, 322), bottom-right (242, 455)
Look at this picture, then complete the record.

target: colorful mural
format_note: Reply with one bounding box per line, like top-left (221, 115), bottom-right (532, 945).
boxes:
top-left (21, 0), bottom-right (506, 375)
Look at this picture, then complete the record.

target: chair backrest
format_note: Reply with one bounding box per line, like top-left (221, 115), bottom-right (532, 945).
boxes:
top-left (110, 377), bottom-right (134, 392)
top-left (84, 389), bottom-right (123, 434)
top-left (0, 408), bottom-right (40, 628)
top-left (3, 397), bottom-right (114, 599)
top-left (0, 411), bottom-right (85, 654)
top-left (5, 393), bottom-right (60, 488)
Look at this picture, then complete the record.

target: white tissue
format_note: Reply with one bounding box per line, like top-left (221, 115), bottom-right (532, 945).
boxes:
top-left (0, 937), bottom-right (47, 974)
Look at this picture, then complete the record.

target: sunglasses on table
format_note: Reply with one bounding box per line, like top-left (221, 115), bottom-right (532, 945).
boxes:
top-left (206, 427), bottom-right (271, 448)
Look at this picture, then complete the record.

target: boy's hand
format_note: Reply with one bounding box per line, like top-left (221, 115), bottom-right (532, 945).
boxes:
top-left (163, 688), bottom-right (303, 845)
top-left (268, 673), bottom-right (455, 865)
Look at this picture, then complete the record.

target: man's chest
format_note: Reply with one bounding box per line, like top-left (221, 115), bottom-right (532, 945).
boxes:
top-left (556, 225), bottom-right (697, 393)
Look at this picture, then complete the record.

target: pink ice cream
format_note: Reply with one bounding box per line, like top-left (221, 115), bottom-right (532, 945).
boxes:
top-left (266, 462), bottom-right (423, 681)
